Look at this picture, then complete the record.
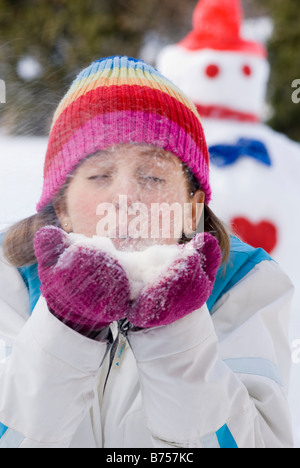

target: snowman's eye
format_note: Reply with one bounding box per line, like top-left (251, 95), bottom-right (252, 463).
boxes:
top-left (205, 64), bottom-right (220, 78)
top-left (242, 65), bottom-right (252, 77)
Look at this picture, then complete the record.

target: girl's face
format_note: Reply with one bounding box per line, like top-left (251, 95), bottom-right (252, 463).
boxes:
top-left (55, 144), bottom-right (204, 250)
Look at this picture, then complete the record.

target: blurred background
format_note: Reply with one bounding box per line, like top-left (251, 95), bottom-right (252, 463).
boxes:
top-left (0, 0), bottom-right (299, 140)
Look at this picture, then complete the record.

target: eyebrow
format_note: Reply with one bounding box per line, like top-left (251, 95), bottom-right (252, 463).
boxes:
top-left (83, 147), bottom-right (177, 169)
top-left (138, 149), bottom-right (177, 167)
top-left (82, 151), bottom-right (113, 166)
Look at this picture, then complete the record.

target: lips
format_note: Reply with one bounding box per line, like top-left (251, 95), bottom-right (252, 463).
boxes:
top-left (230, 217), bottom-right (278, 254)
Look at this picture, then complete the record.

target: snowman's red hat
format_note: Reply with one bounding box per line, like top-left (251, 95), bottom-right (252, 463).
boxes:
top-left (180, 0), bottom-right (267, 57)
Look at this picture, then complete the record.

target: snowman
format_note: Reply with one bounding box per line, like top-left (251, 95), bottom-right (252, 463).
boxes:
top-left (157, 0), bottom-right (300, 445)
top-left (157, 0), bottom-right (300, 312)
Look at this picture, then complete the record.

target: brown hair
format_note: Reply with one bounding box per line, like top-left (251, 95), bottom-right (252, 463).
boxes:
top-left (2, 203), bottom-right (61, 267)
top-left (180, 164), bottom-right (230, 265)
top-left (2, 162), bottom-right (230, 268)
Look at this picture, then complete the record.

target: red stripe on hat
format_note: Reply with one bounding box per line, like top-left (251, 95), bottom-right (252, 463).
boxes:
top-left (44, 85), bottom-right (207, 175)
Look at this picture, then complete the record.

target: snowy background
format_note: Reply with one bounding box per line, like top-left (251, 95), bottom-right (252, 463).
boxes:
top-left (0, 133), bottom-right (299, 447)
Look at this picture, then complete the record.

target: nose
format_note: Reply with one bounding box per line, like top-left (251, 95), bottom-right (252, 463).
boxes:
top-left (111, 177), bottom-right (139, 211)
top-left (113, 195), bottom-right (135, 212)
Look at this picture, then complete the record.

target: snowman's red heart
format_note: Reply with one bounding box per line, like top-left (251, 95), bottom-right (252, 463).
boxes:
top-left (230, 217), bottom-right (278, 254)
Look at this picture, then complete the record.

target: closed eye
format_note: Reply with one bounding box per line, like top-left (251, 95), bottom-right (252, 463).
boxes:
top-left (139, 175), bottom-right (165, 184)
top-left (87, 174), bottom-right (111, 180)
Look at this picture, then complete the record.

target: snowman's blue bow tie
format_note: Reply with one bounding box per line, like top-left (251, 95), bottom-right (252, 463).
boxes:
top-left (209, 138), bottom-right (272, 167)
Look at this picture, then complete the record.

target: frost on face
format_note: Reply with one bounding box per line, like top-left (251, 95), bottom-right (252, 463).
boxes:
top-left (43, 142), bottom-right (203, 301)
top-left (54, 143), bottom-right (203, 250)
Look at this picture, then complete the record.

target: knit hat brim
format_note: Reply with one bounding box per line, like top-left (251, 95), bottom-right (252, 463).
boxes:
top-left (37, 56), bottom-right (211, 211)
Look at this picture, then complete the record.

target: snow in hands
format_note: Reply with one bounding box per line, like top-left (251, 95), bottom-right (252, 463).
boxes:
top-left (68, 232), bottom-right (199, 301)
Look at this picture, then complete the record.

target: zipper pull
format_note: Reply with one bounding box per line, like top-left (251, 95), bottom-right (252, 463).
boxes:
top-left (114, 334), bottom-right (126, 369)
top-left (118, 318), bottom-right (132, 337)
top-left (114, 319), bottom-right (132, 369)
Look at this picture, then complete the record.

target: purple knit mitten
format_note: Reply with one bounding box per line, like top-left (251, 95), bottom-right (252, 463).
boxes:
top-left (126, 232), bottom-right (222, 328)
top-left (34, 226), bottom-right (131, 336)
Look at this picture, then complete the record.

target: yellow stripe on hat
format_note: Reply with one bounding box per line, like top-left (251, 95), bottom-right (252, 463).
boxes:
top-left (52, 67), bottom-right (201, 128)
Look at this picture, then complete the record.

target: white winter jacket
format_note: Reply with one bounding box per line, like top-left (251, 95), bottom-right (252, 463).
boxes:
top-left (0, 235), bottom-right (295, 448)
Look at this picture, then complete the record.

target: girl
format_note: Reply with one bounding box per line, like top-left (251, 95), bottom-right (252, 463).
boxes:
top-left (0, 56), bottom-right (294, 448)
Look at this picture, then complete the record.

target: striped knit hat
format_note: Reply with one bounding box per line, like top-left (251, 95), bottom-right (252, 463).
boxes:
top-left (37, 56), bottom-right (211, 211)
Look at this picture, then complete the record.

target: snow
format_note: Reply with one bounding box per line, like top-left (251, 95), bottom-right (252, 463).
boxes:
top-left (17, 56), bottom-right (43, 81)
top-left (0, 133), bottom-right (299, 446)
top-left (157, 47), bottom-right (270, 120)
top-left (0, 134), bottom-right (46, 229)
top-left (68, 232), bottom-right (194, 300)
top-left (242, 17), bottom-right (274, 45)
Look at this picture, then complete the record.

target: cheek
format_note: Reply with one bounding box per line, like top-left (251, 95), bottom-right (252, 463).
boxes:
top-left (146, 179), bottom-right (189, 205)
top-left (66, 187), bottom-right (102, 236)
top-left (148, 181), bottom-right (189, 242)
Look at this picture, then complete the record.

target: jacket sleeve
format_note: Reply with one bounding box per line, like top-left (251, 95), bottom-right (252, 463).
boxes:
top-left (127, 260), bottom-right (294, 448)
top-left (0, 252), bottom-right (111, 448)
